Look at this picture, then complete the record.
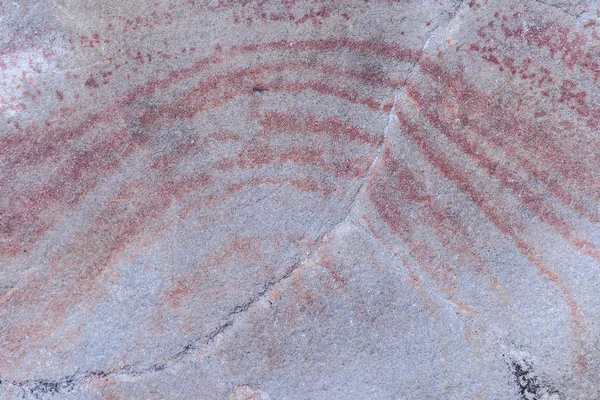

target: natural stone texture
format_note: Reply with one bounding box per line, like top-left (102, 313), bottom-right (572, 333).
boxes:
top-left (1, 0), bottom-right (600, 399)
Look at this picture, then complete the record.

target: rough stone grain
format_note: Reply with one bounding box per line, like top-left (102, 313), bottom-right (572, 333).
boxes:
top-left (2, 0), bottom-right (600, 399)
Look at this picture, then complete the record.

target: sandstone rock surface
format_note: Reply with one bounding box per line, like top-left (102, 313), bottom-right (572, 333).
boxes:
top-left (2, 0), bottom-right (600, 399)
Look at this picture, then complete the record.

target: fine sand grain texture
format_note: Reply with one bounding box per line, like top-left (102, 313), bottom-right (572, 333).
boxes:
top-left (1, 0), bottom-right (600, 399)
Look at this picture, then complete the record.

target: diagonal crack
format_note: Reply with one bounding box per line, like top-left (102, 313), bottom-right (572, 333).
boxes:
top-left (0, 111), bottom-right (393, 399)
top-left (531, 0), bottom-right (587, 18)
top-left (296, 1), bottom-right (468, 252)
top-left (2, 94), bottom-right (397, 399)
top-left (1, 4), bottom-right (471, 397)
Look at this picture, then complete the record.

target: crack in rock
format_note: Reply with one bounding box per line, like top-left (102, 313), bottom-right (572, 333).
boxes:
top-left (0, 3), bottom-right (474, 396)
top-left (532, 0), bottom-right (588, 18)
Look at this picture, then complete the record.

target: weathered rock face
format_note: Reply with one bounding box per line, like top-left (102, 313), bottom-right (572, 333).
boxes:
top-left (2, 0), bottom-right (600, 398)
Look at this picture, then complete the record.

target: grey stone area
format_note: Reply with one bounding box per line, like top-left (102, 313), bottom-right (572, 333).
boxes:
top-left (1, 0), bottom-right (600, 398)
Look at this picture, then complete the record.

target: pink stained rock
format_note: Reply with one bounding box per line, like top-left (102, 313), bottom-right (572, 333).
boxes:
top-left (1, 0), bottom-right (600, 399)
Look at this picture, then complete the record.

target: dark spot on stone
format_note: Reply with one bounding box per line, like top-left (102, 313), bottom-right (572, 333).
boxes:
top-left (26, 376), bottom-right (76, 399)
top-left (510, 357), bottom-right (564, 400)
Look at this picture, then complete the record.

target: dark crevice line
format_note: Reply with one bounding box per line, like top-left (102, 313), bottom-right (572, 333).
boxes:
top-left (531, 0), bottom-right (584, 18)
top-left (0, 8), bottom-right (467, 392)
top-left (0, 83), bottom-right (394, 398)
